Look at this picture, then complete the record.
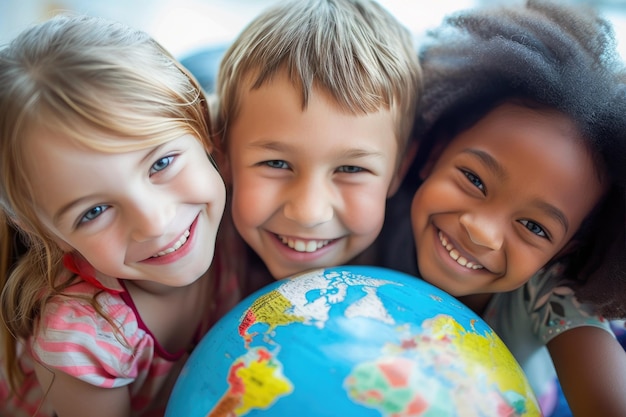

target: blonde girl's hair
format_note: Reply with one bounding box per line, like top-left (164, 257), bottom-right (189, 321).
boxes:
top-left (0, 14), bottom-right (213, 392)
top-left (216, 0), bottom-right (422, 158)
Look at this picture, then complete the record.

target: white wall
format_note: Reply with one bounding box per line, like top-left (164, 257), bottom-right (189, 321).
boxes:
top-left (0, 1), bottom-right (623, 60)
top-left (0, 0), bottom-right (474, 58)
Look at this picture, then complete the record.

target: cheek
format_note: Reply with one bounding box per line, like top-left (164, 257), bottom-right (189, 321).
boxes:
top-left (185, 162), bottom-right (226, 200)
top-left (410, 183), bottom-right (434, 228)
top-left (52, 236), bottom-right (74, 253)
top-left (231, 181), bottom-right (274, 227)
top-left (342, 187), bottom-right (387, 234)
top-left (72, 236), bottom-right (124, 273)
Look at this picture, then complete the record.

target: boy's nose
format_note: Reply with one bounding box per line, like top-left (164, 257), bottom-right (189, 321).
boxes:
top-left (459, 212), bottom-right (504, 251)
top-left (283, 179), bottom-right (334, 228)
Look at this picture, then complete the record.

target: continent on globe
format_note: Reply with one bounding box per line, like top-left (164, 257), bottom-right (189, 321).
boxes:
top-left (166, 266), bottom-right (543, 417)
top-left (207, 347), bottom-right (292, 417)
top-left (344, 315), bottom-right (531, 416)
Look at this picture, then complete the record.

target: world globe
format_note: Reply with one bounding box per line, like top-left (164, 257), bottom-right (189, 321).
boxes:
top-left (166, 266), bottom-right (541, 417)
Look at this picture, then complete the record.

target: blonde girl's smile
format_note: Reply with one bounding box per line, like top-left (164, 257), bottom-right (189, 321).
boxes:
top-left (151, 228), bottom-right (190, 258)
top-left (24, 131), bottom-right (226, 286)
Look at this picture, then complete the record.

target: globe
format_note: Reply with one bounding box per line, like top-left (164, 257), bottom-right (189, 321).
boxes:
top-left (166, 266), bottom-right (541, 417)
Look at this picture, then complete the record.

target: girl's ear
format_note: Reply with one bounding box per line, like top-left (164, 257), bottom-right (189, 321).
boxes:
top-left (388, 140), bottom-right (418, 197)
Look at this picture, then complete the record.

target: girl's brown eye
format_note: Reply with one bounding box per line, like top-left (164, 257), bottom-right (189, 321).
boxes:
top-left (462, 169), bottom-right (485, 192)
top-left (519, 219), bottom-right (548, 239)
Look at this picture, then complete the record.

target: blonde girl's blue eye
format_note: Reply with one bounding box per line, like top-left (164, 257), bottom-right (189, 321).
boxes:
top-left (519, 219), bottom-right (548, 239)
top-left (79, 205), bottom-right (109, 224)
top-left (150, 156), bottom-right (174, 175)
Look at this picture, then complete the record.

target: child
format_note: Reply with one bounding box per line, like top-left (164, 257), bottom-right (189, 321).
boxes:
top-left (373, 1), bottom-right (626, 416)
top-left (0, 14), bottom-right (239, 417)
top-left (214, 0), bottom-right (422, 282)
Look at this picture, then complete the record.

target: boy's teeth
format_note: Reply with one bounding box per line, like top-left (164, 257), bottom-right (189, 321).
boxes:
top-left (279, 236), bottom-right (330, 253)
top-left (153, 230), bottom-right (190, 257)
top-left (438, 231), bottom-right (484, 270)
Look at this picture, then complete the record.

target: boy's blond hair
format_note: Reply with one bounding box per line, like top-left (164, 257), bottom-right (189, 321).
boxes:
top-left (216, 0), bottom-right (422, 159)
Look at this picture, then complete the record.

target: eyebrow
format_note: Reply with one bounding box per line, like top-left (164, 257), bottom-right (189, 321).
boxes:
top-left (462, 148), bottom-right (569, 232)
top-left (534, 200), bottom-right (569, 232)
top-left (462, 148), bottom-right (507, 180)
top-left (249, 139), bottom-right (385, 159)
top-left (53, 195), bottom-right (96, 227)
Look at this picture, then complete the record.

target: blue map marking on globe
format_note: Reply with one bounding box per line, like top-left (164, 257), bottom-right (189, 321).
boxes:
top-left (166, 266), bottom-right (541, 417)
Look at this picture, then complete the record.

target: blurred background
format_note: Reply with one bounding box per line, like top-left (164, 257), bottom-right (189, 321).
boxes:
top-left (1, 0), bottom-right (625, 93)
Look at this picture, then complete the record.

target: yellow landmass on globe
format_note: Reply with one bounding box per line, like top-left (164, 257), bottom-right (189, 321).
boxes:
top-left (427, 315), bottom-right (540, 415)
top-left (234, 351), bottom-right (293, 415)
top-left (429, 316), bottom-right (529, 393)
top-left (206, 347), bottom-right (293, 417)
top-left (239, 290), bottom-right (305, 345)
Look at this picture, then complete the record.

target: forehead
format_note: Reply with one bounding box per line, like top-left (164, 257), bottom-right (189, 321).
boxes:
top-left (22, 129), bottom-right (108, 192)
top-left (445, 103), bottom-right (587, 161)
top-left (229, 72), bottom-right (399, 158)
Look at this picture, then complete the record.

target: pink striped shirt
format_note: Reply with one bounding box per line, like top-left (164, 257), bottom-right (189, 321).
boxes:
top-left (0, 244), bottom-right (242, 417)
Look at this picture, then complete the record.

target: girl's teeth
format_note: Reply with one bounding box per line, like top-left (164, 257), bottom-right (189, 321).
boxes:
top-left (153, 230), bottom-right (190, 257)
top-left (438, 231), bottom-right (484, 270)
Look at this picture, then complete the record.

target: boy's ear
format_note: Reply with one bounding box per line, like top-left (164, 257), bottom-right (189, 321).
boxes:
top-left (387, 140), bottom-right (418, 197)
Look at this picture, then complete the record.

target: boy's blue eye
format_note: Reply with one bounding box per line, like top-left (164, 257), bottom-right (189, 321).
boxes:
top-left (79, 205), bottom-right (108, 224)
top-left (150, 156), bottom-right (174, 174)
top-left (337, 165), bottom-right (364, 173)
top-left (264, 160), bottom-right (289, 169)
top-left (519, 219), bottom-right (548, 239)
top-left (462, 170), bottom-right (485, 192)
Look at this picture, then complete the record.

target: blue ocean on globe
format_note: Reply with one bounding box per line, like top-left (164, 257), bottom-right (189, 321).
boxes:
top-left (166, 265), bottom-right (541, 417)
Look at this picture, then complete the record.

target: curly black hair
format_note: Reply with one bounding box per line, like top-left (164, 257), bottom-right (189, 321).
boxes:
top-left (405, 0), bottom-right (626, 318)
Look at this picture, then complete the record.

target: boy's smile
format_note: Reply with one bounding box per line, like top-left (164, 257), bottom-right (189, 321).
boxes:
top-left (411, 103), bottom-right (607, 296)
top-left (227, 71), bottom-right (399, 279)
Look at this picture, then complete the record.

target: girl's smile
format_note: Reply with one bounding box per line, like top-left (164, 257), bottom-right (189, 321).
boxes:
top-left (412, 103), bottom-right (607, 297)
top-left (24, 130), bottom-right (226, 288)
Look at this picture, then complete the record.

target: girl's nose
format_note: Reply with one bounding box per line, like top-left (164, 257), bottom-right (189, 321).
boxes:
top-left (459, 212), bottom-right (504, 251)
top-left (129, 198), bottom-right (175, 242)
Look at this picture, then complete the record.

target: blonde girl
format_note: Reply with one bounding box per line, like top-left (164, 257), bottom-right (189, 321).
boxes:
top-left (0, 14), bottom-right (238, 417)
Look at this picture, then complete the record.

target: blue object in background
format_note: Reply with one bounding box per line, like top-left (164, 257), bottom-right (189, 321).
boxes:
top-left (180, 44), bottom-right (228, 94)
